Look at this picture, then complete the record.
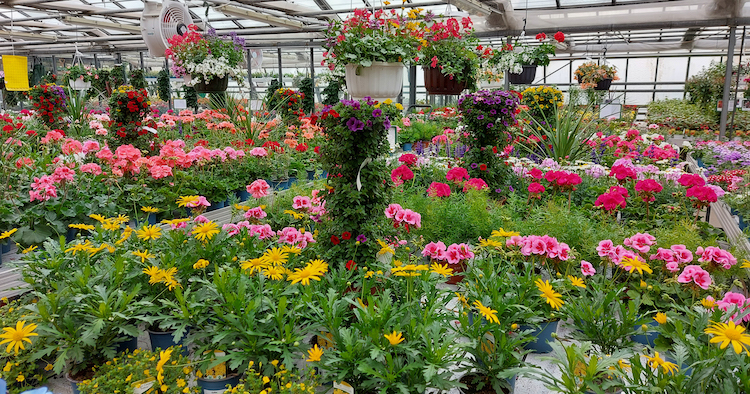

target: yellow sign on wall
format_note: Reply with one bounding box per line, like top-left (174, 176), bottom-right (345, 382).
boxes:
top-left (2, 55), bottom-right (30, 91)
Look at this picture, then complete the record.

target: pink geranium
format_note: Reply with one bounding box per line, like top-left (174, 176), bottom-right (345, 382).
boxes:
top-left (427, 182), bottom-right (451, 198)
top-left (391, 165), bottom-right (415, 186)
top-left (244, 206), bottom-right (267, 220)
top-left (678, 173), bottom-right (705, 187)
top-left (249, 147), bottom-right (268, 157)
top-left (292, 195), bottom-right (312, 210)
top-left (463, 178), bottom-right (488, 192)
top-left (609, 164), bottom-right (637, 182)
top-left (247, 179), bottom-right (270, 198)
top-left (686, 185), bottom-right (718, 205)
top-left (717, 292), bottom-right (750, 322)
top-left (446, 167), bottom-right (469, 184)
top-left (385, 204), bottom-right (403, 219)
top-left (80, 163), bottom-right (103, 175)
top-left (677, 265), bottom-right (712, 290)
top-left (696, 246), bottom-right (737, 269)
top-left (623, 232), bottom-right (656, 254)
top-left (150, 165), bottom-right (173, 179)
top-left (594, 190), bottom-right (627, 212)
top-left (422, 241), bottom-right (447, 260)
top-left (398, 153), bottom-right (418, 167)
top-left (581, 260), bottom-right (596, 276)
top-left (528, 182), bottom-right (545, 198)
top-left (635, 179), bottom-right (663, 202)
top-left (187, 196), bottom-right (210, 208)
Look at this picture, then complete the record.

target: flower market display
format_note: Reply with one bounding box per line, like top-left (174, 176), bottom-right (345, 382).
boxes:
top-left (2, 12), bottom-right (750, 394)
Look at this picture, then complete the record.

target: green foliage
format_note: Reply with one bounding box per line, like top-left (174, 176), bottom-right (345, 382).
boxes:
top-left (110, 65), bottom-right (126, 88)
top-left (685, 62), bottom-right (726, 108)
top-left (128, 68), bottom-right (147, 90)
top-left (264, 79), bottom-right (282, 106)
top-left (184, 85), bottom-right (198, 110)
top-left (516, 103), bottom-right (602, 162)
top-left (157, 69), bottom-right (170, 102)
top-left (298, 77), bottom-right (314, 113)
top-left (321, 78), bottom-right (343, 106)
top-left (397, 120), bottom-right (443, 144)
top-left (647, 99), bottom-right (718, 130)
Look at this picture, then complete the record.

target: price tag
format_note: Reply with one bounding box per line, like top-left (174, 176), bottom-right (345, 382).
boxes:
top-left (333, 381), bottom-right (354, 394)
top-left (174, 99), bottom-right (187, 109)
top-left (132, 377), bottom-right (155, 394)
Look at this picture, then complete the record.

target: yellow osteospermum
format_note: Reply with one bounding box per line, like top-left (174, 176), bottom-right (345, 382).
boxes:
top-left (116, 226), bottom-right (133, 245)
top-left (65, 241), bottom-right (94, 255)
top-left (263, 266), bottom-right (286, 280)
top-left (287, 263), bottom-right (325, 285)
top-left (136, 225), bottom-right (162, 241)
top-left (478, 238), bottom-right (504, 249)
top-left (192, 221), bottom-right (220, 242)
top-left (0, 321), bottom-right (38, 354)
top-left (0, 228), bottom-right (17, 240)
top-left (377, 239), bottom-right (395, 256)
top-left (240, 258), bottom-right (270, 275)
top-left (143, 266), bottom-right (163, 284)
top-left (741, 259), bottom-right (750, 269)
top-left (491, 228), bottom-right (520, 238)
top-left (705, 321), bottom-right (750, 356)
top-left (89, 214), bottom-right (106, 223)
top-left (101, 219), bottom-right (121, 231)
top-left (473, 300), bottom-right (500, 324)
top-left (306, 344), bottom-right (323, 362)
top-left (193, 259), bottom-right (210, 269)
top-left (567, 276), bottom-right (586, 288)
top-left (644, 352), bottom-right (678, 375)
top-left (260, 247), bottom-right (289, 266)
top-left (177, 195), bottom-right (200, 208)
top-left (619, 257), bottom-right (653, 275)
top-left (280, 245), bottom-right (302, 255)
top-left (283, 210), bottom-right (305, 220)
top-left (156, 348), bottom-right (173, 373)
top-left (68, 223), bottom-right (95, 231)
top-left (141, 206), bottom-right (160, 213)
top-left (430, 262), bottom-right (453, 277)
top-left (654, 312), bottom-right (667, 325)
top-left (132, 249), bottom-right (156, 263)
top-left (384, 331), bottom-right (404, 346)
top-left (535, 279), bottom-right (564, 310)
top-left (21, 245), bottom-right (37, 254)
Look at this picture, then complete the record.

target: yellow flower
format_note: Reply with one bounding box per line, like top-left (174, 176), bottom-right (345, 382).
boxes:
top-left (16, 374), bottom-right (24, 382)
top-left (429, 262), bottom-right (453, 277)
top-left (161, 218), bottom-right (190, 227)
top-left (241, 258), bottom-right (270, 274)
top-left (391, 264), bottom-right (428, 277)
top-left (116, 226), bottom-right (133, 245)
top-left (287, 263), bottom-right (325, 285)
top-left (472, 300), bottom-right (500, 324)
top-left (384, 331), bottom-right (404, 345)
top-left (705, 320), bottom-right (750, 355)
top-left (644, 351), bottom-right (678, 375)
top-left (701, 297), bottom-right (717, 309)
top-left (156, 348), bottom-right (172, 373)
top-left (306, 344), bottom-right (323, 362)
top-left (619, 257), bottom-right (653, 275)
top-left (192, 221), bottom-right (220, 242)
top-left (65, 241), bottom-right (94, 255)
top-left (260, 247), bottom-right (289, 266)
top-left (68, 223), bottom-right (95, 231)
top-left (160, 267), bottom-right (181, 290)
top-left (535, 279), bottom-right (564, 310)
top-left (21, 245), bottom-right (37, 254)
top-left (101, 219), bottom-right (121, 231)
top-left (112, 215), bottom-right (130, 224)
top-left (455, 292), bottom-right (469, 308)
top-left (284, 210), bottom-right (305, 220)
top-left (383, 99), bottom-right (393, 105)
top-left (490, 228), bottom-right (520, 238)
top-left (308, 259), bottom-right (329, 272)
top-left (0, 228), bottom-right (17, 240)
top-left (478, 238), bottom-right (504, 248)
top-left (141, 206), bottom-right (160, 213)
top-left (132, 249), bottom-right (156, 263)
top-left (280, 245), bottom-right (302, 255)
top-left (177, 195), bottom-right (200, 208)
top-left (193, 259), bottom-right (210, 269)
top-left (136, 225), bottom-right (162, 241)
top-left (567, 276), bottom-right (586, 288)
top-left (376, 239), bottom-right (395, 256)
top-left (263, 266), bottom-right (286, 280)
top-left (89, 214), bottom-right (106, 223)
top-left (654, 312), bottom-right (667, 325)
top-left (395, 103), bottom-right (404, 110)
top-left (233, 204), bottom-right (251, 211)
top-left (144, 266), bottom-right (163, 284)
top-left (741, 259), bottom-right (750, 269)
top-left (0, 321), bottom-right (38, 354)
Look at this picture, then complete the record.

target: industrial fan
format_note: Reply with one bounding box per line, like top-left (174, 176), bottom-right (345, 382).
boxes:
top-left (140, 0), bottom-right (193, 57)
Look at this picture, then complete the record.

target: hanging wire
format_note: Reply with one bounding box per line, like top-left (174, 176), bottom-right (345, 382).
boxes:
top-left (10, 8), bottom-right (14, 56)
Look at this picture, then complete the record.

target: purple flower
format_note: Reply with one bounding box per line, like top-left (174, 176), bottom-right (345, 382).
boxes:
top-left (477, 115), bottom-right (484, 120)
top-left (383, 116), bottom-right (391, 130)
top-left (471, 163), bottom-right (478, 169)
top-left (372, 109), bottom-right (382, 117)
top-left (346, 117), bottom-right (365, 132)
top-left (509, 186), bottom-right (515, 192)
top-left (487, 123), bottom-right (494, 128)
top-left (356, 234), bottom-right (367, 243)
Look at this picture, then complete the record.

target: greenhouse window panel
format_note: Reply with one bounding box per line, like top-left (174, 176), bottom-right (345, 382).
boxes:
top-left (510, 0), bottom-right (558, 9)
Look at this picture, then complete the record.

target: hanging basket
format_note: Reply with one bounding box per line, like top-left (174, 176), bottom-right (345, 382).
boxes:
top-left (193, 75), bottom-right (229, 93)
top-left (345, 62), bottom-right (404, 102)
top-left (507, 65), bottom-right (537, 85)
top-left (594, 78), bottom-right (613, 91)
top-left (423, 66), bottom-right (466, 95)
top-left (69, 78), bottom-right (91, 90)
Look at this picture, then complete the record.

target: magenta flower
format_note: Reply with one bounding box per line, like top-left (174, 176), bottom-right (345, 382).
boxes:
top-left (427, 182), bottom-right (451, 198)
top-left (446, 167), bottom-right (469, 184)
top-left (463, 178), bottom-right (488, 192)
top-left (580, 260), bottom-right (596, 276)
top-left (391, 164), bottom-right (415, 186)
top-left (677, 265), bottom-right (712, 290)
top-left (247, 179), bottom-right (270, 198)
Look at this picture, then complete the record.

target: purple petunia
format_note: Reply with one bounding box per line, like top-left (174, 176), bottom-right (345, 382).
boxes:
top-left (346, 117), bottom-right (365, 132)
top-left (372, 109), bottom-right (382, 117)
top-left (356, 234), bottom-right (367, 243)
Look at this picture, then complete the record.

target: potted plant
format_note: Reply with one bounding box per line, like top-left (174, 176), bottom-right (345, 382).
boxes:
top-left (416, 16), bottom-right (488, 94)
top-left (322, 9), bottom-right (421, 100)
top-left (228, 361), bottom-right (321, 394)
top-left (575, 62), bottom-right (619, 90)
top-left (491, 32), bottom-right (565, 84)
top-left (0, 300), bottom-right (53, 394)
top-left (65, 64), bottom-right (93, 90)
top-left (166, 25), bottom-right (249, 93)
top-left (25, 84), bottom-right (68, 130)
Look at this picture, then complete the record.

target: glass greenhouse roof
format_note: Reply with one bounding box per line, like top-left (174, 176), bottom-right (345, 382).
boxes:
top-left (0, 0), bottom-right (747, 55)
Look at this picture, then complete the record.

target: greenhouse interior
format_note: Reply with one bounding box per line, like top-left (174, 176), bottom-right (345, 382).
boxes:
top-left (2, 0), bottom-right (750, 393)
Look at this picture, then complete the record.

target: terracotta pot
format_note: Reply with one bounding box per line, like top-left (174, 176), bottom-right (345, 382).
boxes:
top-left (446, 261), bottom-right (467, 285)
top-left (507, 65), bottom-right (536, 85)
top-left (423, 66), bottom-right (466, 95)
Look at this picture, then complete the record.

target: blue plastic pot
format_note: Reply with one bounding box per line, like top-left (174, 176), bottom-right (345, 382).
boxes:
top-left (520, 320), bottom-right (559, 353)
top-left (1, 239), bottom-right (10, 254)
top-left (665, 355), bottom-right (693, 376)
top-left (197, 374), bottom-right (241, 394)
top-left (65, 227), bottom-right (78, 244)
top-left (114, 335), bottom-right (138, 354)
top-left (0, 378), bottom-right (5, 394)
top-left (148, 329), bottom-right (188, 355)
top-left (632, 320), bottom-right (660, 347)
top-left (402, 143), bottom-right (413, 151)
top-left (136, 213), bottom-right (157, 227)
top-left (307, 170), bottom-right (316, 180)
top-left (320, 171), bottom-right (328, 179)
top-left (66, 373), bottom-right (82, 394)
top-left (207, 200), bottom-right (225, 212)
top-left (236, 189), bottom-right (250, 202)
top-left (695, 158), bottom-right (705, 167)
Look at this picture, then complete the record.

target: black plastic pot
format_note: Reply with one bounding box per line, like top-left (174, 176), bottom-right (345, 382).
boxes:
top-left (508, 65), bottom-right (537, 85)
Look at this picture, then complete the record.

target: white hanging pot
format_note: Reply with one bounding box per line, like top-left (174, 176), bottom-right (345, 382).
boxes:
top-left (345, 62), bottom-right (404, 102)
top-left (69, 78), bottom-right (91, 90)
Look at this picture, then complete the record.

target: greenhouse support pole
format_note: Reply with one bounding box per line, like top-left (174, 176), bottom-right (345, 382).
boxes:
top-left (278, 48), bottom-right (283, 85)
top-left (729, 26), bottom-right (746, 137)
top-left (247, 48), bottom-right (257, 99)
top-left (166, 58), bottom-right (172, 111)
top-left (409, 65), bottom-right (416, 110)
top-left (94, 53), bottom-right (99, 69)
top-left (310, 47), bottom-right (316, 105)
top-left (140, 52), bottom-right (144, 70)
top-left (504, 37), bottom-right (511, 91)
top-left (719, 26), bottom-right (737, 140)
top-left (51, 55), bottom-right (57, 74)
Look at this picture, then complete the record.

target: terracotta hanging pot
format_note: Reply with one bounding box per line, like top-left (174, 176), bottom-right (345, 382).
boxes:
top-left (423, 66), bottom-right (466, 95)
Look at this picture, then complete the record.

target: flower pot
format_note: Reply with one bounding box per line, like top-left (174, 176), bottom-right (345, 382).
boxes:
top-left (631, 320), bottom-right (660, 347)
top-left (193, 75), bottom-right (229, 93)
top-left (507, 65), bottom-right (536, 85)
top-left (197, 374), bottom-right (241, 394)
top-left (137, 213), bottom-right (157, 227)
top-left (520, 320), bottom-right (559, 353)
top-left (148, 328), bottom-right (187, 354)
top-left (445, 261), bottom-right (467, 285)
top-left (595, 78), bottom-right (613, 91)
top-left (207, 200), bottom-right (225, 212)
top-left (320, 171), bottom-right (328, 179)
top-left (69, 78), bottom-right (91, 90)
top-left (402, 143), bottom-right (412, 152)
top-left (235, 188), bottom-right (250, 202)
top-left (460, 374), bottom-right (516, 394)
top-left (66, 373), bottom-right (83, 394)
top-left (114, 335), bottom-right (139, 354)
top-left (65, 227), bottom-right (79, 244)
top-left (307, 169), bottom-right (316, 181)
top-left (1, 239), bottom-right (10, 254)
top-left (423, 66), bottom-right (466, 95)
top-left (345, 62), bottom-right (404, 101)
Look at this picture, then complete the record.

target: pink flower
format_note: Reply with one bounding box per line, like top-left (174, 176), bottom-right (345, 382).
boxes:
top-left (581, 260), bottom-right (596, 276)
top-left (527, 168), bottom-right (543, 179)
top-left (446, 167), bottom-right (469, 184)
top-left (247, 179), bottom-right (270, 198)
top-left (678, 173), bottom-right (705, 187)
top-left (385, 204), bottom-right (403, 219)
top-left (249, 147), bottom-right (268, 157)
top-left (623, 233), bottom-right (656, 254)
top-left (463, 178), bottom-right (488, 192)
top-left (222, 223), bottom-right (241, 236)
top-left (292, 196), bottom-right (312, 210)
top-left (594, 190), bottom-right (626, 211)
top-left (193, 215), bottom-right (209, 223)
top-left (250, 224), bottom-right (275, 240)
top-left (81, 140), bottom-right (100, 154)
top-left (80, 163), bottom-right (102, 175)
top-left (686, 185), bottom-right (718, 204)
top-left (52, 166), bottom-right (75, 183)
top-left (506, 235), bottom-right (526, 248)
top-left (391, 165), bottom-right (415, 186)
top-left (61, 139), bottom-right (83, 155)
top-left (427, 182), bottom-right (451, 198)
top-left (609, 164), bottom-right (637, 181)
top-left (528, 182), bottom-right (545, 195)
top-left (398, 153), bottom-right (418, 167)
top-left (665, 261), bottom-right (680, 272)
top-left (187, 196), bottom-right (210, 208)
top-left (696, 246), bottom-right (737, 269)
top-left (635, 179), bottom-right (663, 202)
top-left (717, 292), bottom-right (750, 321)
top-left (150, 165), bottom-right (173, 179)
top-left (671, 244), bottom-right (693, 263)
top-left (597, 240), bottom-right (615, 258)
top-left (677, 265), bottom-right (712, 290)
top-left (244, 206), bottom-right (267, 220)
top-left (422, 241), bottom-right (447, 260)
